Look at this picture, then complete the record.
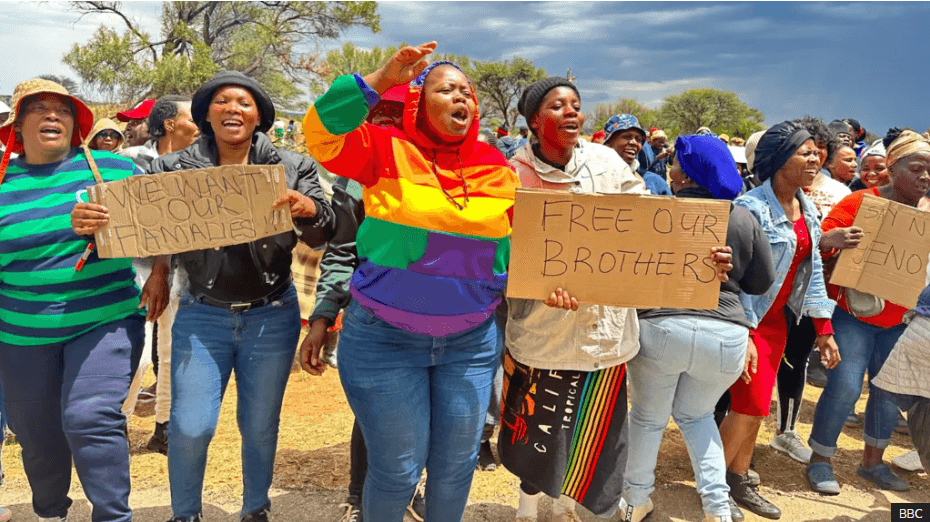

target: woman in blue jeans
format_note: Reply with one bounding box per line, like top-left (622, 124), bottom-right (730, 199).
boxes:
top-left (806, 129), bottom-right (930, 495)
top-left (78, 71), bottom-right (334, 522)
top-left (303, 42), bottom-right (519, 521)
top-left (622, 135), bottom-right (776, 522)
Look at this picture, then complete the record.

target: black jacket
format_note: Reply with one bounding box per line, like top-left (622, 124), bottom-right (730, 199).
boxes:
top-left (148, 133), bottom-right (334, 298)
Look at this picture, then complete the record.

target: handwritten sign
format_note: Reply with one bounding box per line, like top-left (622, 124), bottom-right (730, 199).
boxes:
top-left (507, 189), bottom-right (730, 309)
top-left (88, 165), bottom-right (293, 258)
top-left (831, 194), bottom-right (930, 308)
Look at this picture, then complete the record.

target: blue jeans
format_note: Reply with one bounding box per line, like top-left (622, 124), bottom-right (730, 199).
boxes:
top-left (0, 316), bottom-right (144, 522)
top-left (625, 316), bottom-right (747, 517)
top-left (169, 286), bottom-right (301, 519)
top-left (338, 301), bottom-right (500, 522)
top-left (809, 307), bottom-right (906, 457)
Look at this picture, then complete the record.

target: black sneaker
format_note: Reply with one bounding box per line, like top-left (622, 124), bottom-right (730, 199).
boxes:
top-left (806, 351), bottom-right (828, 388)
top-left (727, 470), bottom-right (780, 520)
top-left (340, 497), bottom-right (362, 522)
top-left (146, 422), bottom-right (169, 456)
top-left (476, 439), bottom-right (497, 471)
top-left (407, 479), bottom-right (426, 522)
top-left (167, 517), bottom-right (201, 522)
top-left (242, 508), bottom-right (270, 522)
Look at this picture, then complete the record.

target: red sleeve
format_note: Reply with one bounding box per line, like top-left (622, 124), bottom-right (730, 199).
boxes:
top-left (813, 318), bottom-right (833, 336)
top-left (820, 189), bottom-right (876, 258)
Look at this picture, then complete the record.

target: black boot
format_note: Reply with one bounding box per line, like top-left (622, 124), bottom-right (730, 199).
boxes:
top-left (727, 470), bottom-right (780, 520)
top-left (146, 422), bottom-right (169, 456)
top-left (242, 508), bottom-right (270, 521)
top-left (728, 496), bottom-right (745, 521)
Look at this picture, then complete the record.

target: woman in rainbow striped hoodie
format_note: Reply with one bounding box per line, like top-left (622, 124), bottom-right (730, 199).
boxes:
top-left (303, 42), bottom-right (519, 521)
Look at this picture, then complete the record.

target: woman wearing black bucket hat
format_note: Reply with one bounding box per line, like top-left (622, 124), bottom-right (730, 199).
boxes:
top-left (73, 70), bottom-right (334, 522)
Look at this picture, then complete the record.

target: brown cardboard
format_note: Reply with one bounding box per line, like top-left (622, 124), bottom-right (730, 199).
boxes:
top-left (507, 188), bottom-right (730, 309)
top-left (87, 165), bottom-right (293, 258)
top-left (830, 194), bottom-right (930, 308)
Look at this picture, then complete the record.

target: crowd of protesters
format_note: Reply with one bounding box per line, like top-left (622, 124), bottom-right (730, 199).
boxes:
top-left (0, 40), bottom-right (927, 522)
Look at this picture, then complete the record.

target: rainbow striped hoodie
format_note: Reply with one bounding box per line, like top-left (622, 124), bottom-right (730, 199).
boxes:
top-left (303, 63), bottom-right (519, 336)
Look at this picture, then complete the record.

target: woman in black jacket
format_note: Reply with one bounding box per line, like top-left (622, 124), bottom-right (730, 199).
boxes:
top-left (620, 135), bottom-right (776, 522)
top-left (81, 71), bottom-right (333, 522)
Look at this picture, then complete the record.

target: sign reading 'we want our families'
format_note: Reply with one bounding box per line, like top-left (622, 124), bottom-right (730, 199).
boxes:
top-left (88, 165), bottom-right (293, 258)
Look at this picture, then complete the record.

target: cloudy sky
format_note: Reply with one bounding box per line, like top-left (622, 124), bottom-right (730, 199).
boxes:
top-left (3, 1), bottom-right (929, 136)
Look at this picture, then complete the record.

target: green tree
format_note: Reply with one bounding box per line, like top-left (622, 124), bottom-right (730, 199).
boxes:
top-left (37, 75), bottom-right (82, 96)
top-left (465, 58), bottom-right (546, 128)
top-left (587, 98), bottom-right (658, 134)
top-left (658, 88), bottom-right (764, 138)
top-left (64, 1), bottom-right (380, 109)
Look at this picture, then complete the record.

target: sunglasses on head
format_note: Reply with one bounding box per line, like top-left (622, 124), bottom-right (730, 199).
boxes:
top-left (96, 130), bottom-right (120, 140)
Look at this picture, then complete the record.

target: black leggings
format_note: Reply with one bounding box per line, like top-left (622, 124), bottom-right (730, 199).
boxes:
top-left (348, 420), bottom-right (368, 500)
top-left (775, 316), bottom-right (816, 433)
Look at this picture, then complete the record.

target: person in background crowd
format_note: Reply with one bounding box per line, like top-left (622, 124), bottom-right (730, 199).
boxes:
top-left (270, 118), bottom-right (285, 143)
top-left (87, 118), bottom-right (124, 152)
top-left (122, 94), bottom-right (200, 457)
top-left (298, 82), bottom-right (427, 522)
top-left (623, 135), bottom-right (775, 522)
top-left (738, 130), bottom-right (766, 191)
top-left (516, 125), bottom-right (529, 149)
top-left (643, 129), bottom-right (671, 182)
top-left (719, 133), bottom-right (731, 144)
top-left (591, 129), bottom-right (606, 144)
top-left (825, 145), bottom-right (857, 185)
top-left (806, 129), bottom-right (930, 496)
top-left (496, 123), bottom-right (517, 158)
top-left (731, 137), bottom-right (746, 147)
top-left (767, 117), bottom-right (852, 465)
top-left (602, 114), bottom-right (671, 195)
top-left (286, 119), bottom-right (297, 144)
top-left (116, 98), bottom-right (155, 147)
top-left (478, 128), bottom-right (498, 149)
top-left (873, 281), bottom-right (930, 474)
top-left (303, 42), bottom-right (519, 522)
top-left (119, 95), bottom-right (196, 172)
top-left (850, 140), bottom-right (889, 191)
top-left (828, 120), bottom-right (854, 148)
top-left (3, 78), bottom-right (163, 522)
top-left (77, 70), bottom-right (334, 522)
top-left (697, 126), bottom-right (713, 135)
top-left (844, 118), bottom-right (868, 157)
top-left (719, 121), bottom-right (840, 520)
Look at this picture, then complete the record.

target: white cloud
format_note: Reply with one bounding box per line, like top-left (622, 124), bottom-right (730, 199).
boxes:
top-left (501, 45), bottom-right (557, 61)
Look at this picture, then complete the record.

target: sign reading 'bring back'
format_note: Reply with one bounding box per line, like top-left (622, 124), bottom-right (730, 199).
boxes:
top-left (88, 165), bottom-right (293, 258)
top-left (507, 189), bottom-right (730, 309)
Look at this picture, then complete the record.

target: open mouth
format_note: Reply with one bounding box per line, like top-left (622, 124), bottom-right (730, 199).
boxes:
top-left (222, 119), bottom-right (244, 130)
top-left (561, 121), bottom-right (580, 133)
top-left (450, 108), bottom-right (469, 126)
top-left (39, 125), bottom-right (63, 138)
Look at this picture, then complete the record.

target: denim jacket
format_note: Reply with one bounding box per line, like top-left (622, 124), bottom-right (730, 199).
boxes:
top-left (734, 180), bottom-right (835, 329)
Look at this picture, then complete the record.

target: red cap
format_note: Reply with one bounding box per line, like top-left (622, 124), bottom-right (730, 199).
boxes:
top-left (116, 99), bottom-right (156, 122)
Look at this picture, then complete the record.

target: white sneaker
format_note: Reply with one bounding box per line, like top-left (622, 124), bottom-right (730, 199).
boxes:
top-left (39, 518), bottom-right (67, 522)
top-left (705, 514), bottom-right (733, 522)
top-left (893, 450), bottom-right (925, 472)
top-left (618, 497), bottom-right (654, 522)
top-left (770, 431), bottom-right (812, 463)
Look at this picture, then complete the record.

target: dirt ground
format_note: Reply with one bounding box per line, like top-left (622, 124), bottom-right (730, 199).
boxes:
top-left (0, 363), bottom-right (926, 522)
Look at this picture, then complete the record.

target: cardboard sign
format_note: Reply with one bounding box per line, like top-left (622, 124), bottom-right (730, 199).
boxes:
top-left (830, 194), bottom-right (930, 308)
top-left (88, 165), bottom-right (293, 258)
top-left (507, 189), bottom-right (730, 309)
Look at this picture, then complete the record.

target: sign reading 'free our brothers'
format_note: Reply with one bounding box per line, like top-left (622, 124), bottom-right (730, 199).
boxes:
top-left (87, 165), bottom-right (293, 258)
top-left (507, 189), bottom-right (731, 309)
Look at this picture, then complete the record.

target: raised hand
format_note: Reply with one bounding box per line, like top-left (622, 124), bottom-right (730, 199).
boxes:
top-left (364, 41), bottom-right (437, 94)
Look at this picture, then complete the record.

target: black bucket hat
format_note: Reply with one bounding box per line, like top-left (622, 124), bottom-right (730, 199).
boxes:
top-left (192, 71), bottom-right (276, 135)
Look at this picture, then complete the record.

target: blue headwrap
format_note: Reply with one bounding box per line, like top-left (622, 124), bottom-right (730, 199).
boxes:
top-left (603, 114), bottom-right (646, 145)
top-left (753, 121), bottom-right (813, 182)
top-left (675, 135), bottom-right (743, 200)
